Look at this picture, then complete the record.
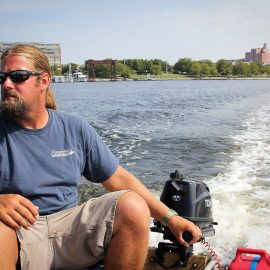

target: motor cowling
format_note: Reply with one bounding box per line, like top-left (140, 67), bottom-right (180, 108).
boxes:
top-left (160, 170), bottom-right (214, 228)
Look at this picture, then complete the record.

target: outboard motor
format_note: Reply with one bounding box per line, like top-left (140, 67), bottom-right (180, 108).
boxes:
top-left (160, 170), bottom-right (216, 236)
top-left (151, 170), bottom-right (217, 268)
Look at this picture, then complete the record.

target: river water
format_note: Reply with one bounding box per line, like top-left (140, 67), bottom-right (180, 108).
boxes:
top-left (54, 79), bottom-right (270, 266)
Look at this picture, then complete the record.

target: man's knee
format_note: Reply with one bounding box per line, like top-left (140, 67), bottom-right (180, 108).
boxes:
top-left (0, 221), bottom-right (19, 267)
top-left (114, 191), bottom-right (150, 233)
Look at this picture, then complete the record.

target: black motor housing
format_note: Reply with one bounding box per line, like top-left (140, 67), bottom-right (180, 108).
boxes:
top-left (160, 170), bottom-right (214, 227)
top-left (150, 170), bottom-right (216, 268)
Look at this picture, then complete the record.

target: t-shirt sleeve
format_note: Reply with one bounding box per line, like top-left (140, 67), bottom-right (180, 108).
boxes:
top-left (82, 123), bottom-right (119, 183)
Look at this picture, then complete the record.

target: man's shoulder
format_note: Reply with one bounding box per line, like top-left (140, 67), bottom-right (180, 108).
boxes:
top-left (49, 109), bottom-right (93, 132)
top-left (50, 110), bottom-right (85, 124)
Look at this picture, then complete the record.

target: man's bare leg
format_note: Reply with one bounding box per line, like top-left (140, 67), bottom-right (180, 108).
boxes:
top-left (104, 192), bottom-right (150, 270)
top-left (0, 222), bottom-right (18, 270)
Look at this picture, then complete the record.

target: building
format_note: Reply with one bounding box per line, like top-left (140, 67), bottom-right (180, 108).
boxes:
top-left (245, 43), bottom-right (270, 64)
top-left (0, 42), bottom-right (62, 72)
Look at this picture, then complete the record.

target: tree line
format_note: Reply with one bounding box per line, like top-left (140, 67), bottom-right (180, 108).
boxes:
top-left (59, 58), bottom-right (270, 78)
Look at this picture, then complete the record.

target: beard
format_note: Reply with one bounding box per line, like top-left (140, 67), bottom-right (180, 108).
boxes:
top-left (0, 90), bottom-right (28, 118)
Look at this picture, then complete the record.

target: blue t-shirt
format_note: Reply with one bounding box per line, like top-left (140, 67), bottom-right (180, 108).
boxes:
top-left (0, 110), bottom-right (119, 214)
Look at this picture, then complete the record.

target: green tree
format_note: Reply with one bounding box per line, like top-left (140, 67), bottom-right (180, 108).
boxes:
top-left (130, 59), bottom-right (145, 74)
top-left (200, 62), bottom-right (211, 76)
top-left (51, 65), bottom-right (62, 76)
top-left (210, 65), bottom-right (218, 76)
top-left (152, 59), bottom-right (171, 73)
top-left (264, 65), bottom-right (270, 75)
top-left (120, 58), bottom-right (170, 74)
top-left (62, 63), bottom-right (79, 74)
top-left (250, 62), bottom-right (260, 76)
top-left (232, 62), bottom-right (250, 77)
top-left (94, 64), bottom-right (111, 78)
top-left (190, 62), bottom-right (201, 76)
top-left (142, 60), bottom-right (152, 73)
top-left (150, 64), bottom-right (162, 75)
top-left (257, 62), bottom-right (266, 74)
top-left (173, 58), bottom-right (192, 74)
top-left (116, 62), bottom-right (133, 78)
top-left (216, 59), bottom-right (232, 76)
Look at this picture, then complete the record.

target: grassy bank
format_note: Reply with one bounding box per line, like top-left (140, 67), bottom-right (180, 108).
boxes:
top-left (129, 73), bottom-right (270, 80)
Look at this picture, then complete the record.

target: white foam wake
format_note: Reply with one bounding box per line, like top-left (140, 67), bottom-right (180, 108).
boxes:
top-left (206, 104), bottom-right (270, 266)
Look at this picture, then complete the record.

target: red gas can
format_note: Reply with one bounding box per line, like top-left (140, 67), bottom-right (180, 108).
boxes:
top-left (228, 247), bottom-right (270, 270)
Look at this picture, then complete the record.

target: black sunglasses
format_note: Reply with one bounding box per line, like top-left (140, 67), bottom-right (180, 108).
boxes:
top-left (0, 70), bottom-right (41, 84)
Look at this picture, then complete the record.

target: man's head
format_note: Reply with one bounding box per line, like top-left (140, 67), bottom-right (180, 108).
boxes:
top-left (0, 44), bottom-right (57, 117)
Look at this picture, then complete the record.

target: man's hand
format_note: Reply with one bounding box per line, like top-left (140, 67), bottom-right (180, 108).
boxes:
top-left (167, 215), bottom-right (202, 247)
top-left (0, 194), bottom-right (39, 230)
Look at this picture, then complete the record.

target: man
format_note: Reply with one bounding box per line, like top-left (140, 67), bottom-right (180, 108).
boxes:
top-left (0, 44), bottom-right (201, 270)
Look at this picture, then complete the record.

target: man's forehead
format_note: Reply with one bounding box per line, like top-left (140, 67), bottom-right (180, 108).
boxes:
top-left (1, 55), bottom-right (31, 71)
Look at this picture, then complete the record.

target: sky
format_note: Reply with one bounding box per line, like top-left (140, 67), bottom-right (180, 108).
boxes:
top-left (1, 0), bottom-right (270, 65)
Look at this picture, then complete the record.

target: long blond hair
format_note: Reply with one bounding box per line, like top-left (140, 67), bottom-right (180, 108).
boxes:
top-left (1, 44), bottom-right (57, 110)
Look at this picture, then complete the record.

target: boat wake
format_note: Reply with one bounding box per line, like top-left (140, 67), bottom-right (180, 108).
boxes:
top-left (205, 103), bottom-right (270, 266)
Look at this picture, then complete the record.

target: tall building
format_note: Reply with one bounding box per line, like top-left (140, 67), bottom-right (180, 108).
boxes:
top-left (0, 42), bottom-right (62, 71)
top-left (245, 43), bottom-right (270, 64)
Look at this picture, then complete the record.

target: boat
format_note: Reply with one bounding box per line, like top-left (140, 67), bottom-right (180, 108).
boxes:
top-left (52, 75), bottom-right (65, 83)
top-left (73, 71), bottom-right (88, 82)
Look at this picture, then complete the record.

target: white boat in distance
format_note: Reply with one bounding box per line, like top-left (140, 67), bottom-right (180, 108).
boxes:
top-left (73, 71), bottom-right (88, 82)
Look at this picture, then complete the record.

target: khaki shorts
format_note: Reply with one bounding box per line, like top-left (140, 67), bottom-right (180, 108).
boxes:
top-left (16, 190), bottom-right (128, 270)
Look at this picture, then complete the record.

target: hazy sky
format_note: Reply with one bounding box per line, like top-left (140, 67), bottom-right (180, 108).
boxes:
top-left (1, 0), bottom-right (269, 64)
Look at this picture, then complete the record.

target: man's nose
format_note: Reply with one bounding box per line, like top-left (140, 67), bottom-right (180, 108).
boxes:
top-left (2, 76), bottom-right (14, 88)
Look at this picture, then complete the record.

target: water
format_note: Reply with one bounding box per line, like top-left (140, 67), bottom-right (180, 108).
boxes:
top-left (53, 79), bottom-right (270, 266)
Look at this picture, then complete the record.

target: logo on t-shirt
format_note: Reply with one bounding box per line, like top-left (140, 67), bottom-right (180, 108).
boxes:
top-left (51, 149), bottom-right (75, 158)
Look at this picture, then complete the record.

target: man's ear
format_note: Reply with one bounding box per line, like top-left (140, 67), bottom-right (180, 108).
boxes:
top-left (39, 73), bottom-right (51, 92)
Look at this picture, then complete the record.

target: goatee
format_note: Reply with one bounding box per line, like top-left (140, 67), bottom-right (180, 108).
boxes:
top-left (0, 90), bottom-right (28, 117)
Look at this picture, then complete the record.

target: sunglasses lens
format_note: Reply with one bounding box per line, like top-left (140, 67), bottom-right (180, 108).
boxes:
top-left (10, 70), bottom-right (30, 83)
top-left (0, 73), bottom-right (7, 84)
top-left (0, 70), bottom-right (40, 84)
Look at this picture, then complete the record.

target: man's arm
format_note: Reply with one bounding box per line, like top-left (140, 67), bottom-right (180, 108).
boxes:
top-left (102, 166), bottom-right (202, 246)
top-left (0, 194), bottom-right (39, 230)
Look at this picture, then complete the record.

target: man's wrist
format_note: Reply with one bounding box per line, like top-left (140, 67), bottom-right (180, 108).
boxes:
top-left (160, 208), bottom-right (178, 226)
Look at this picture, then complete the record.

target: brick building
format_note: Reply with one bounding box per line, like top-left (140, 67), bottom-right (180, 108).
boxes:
top-left (245, 43), bottom-right (270, 64)
top-left (0, 42), bottom-right (62, 71)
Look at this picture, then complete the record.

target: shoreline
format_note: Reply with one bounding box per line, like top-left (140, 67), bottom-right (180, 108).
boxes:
top-left (131, 76), bottom-right (270, 81)
top-left (52, 76), bottom-right (270, 83)
top-left (91, 77), bottom-right (270, 82)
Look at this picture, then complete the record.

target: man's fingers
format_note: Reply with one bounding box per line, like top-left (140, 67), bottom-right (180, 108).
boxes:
top-left (0, 194), bottom-right (39, 229)
top-left (9, 210), bottom-right (31, 230)
top-left (182, 228), bottom-right (201, 245)
top-left (191, 228), bottom-right (202, 243)
top-left (179, 237), bottom-right (190, 248)
top-left (19, 197), bottom-right (39, 218)
top-left (0, 212), bottom-right (21, 230)
top-left (14, 204), bottom-right (37, 225)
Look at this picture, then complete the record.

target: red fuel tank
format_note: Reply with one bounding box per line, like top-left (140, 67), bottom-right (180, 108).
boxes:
top-left (228, 247), bottom-right (270, 270)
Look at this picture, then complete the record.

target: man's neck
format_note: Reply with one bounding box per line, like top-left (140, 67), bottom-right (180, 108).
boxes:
top-left (13, 109), bottom-right (49, 129)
